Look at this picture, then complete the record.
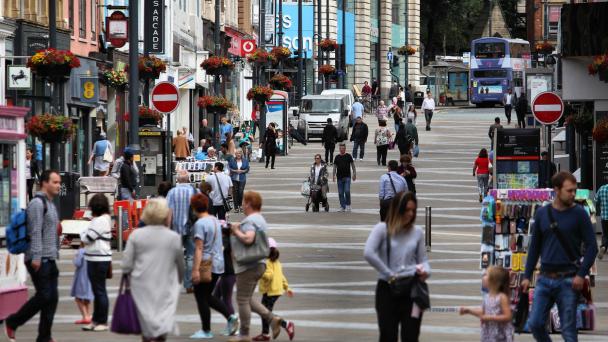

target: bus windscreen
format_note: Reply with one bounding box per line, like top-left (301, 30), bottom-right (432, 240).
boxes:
top-left (473, 70), bottom-right (508, 78)
top-left (474, 42), bottom-right (506, 59)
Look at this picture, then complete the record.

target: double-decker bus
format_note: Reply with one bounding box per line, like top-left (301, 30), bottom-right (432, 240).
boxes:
top-left (469, 37), bottom-right (532, 106)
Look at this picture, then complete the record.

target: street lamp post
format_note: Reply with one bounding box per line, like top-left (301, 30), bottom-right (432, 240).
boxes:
top-left (213, 0), bottom-right (222, 148)
top-left (297, 0), bottom-right (303, 103)
top-left (404, 0), bottom-right (408, 86)
top-left (258, 0), bottom-right (268, 151)
top-left (341, 0), bottom-right (346, 88)
top-left (316, 0), bottom-right (322, 93)
top-left (278, 0), bottom-right (284, 73)
top-left (128, 0), bottom-right (140, 153)
top-left (48, 0), bottom-right (60, 170)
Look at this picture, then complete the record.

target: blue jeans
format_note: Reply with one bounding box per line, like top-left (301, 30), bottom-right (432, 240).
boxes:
top-left (337, 177), bottom-right (351, 209)
top-left (352, 141), bottom-right (365, 159)
top-left (183, 234), bottom-right (195, 289)
top-left (528, 276), bottom-right (578, 342)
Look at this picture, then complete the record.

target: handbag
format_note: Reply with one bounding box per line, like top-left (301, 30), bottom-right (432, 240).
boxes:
top-left (413, 145), bottom-right (420, 158)
top-left (103, 143), bottom-right (113, 163)
top-left (214, 173), bottom-right (233, 212)
top-left (110, 275), bottom-right (142, 335)
top-left (230, 224), bottom-right (269, 264)
top-left (199, 219), bottom-right (218, 283)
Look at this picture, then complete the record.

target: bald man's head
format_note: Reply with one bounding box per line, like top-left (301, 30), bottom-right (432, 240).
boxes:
top-left (177, 170), bottom-right (189, 183)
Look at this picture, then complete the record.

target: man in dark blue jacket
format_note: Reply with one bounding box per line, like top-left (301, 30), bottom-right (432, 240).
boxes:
top-left (522, 171), bottom-right (598, 342)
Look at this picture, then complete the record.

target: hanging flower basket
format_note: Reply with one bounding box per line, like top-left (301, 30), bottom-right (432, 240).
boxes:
top-left (27, 48), bottom-right (80, 83)
top-left (246, 49), bottom-right (275, 66)
top-left (269, 74), bottom-right (293, 91)
top-left (270, 46), bottom-right (292, 61)
top-left (535, 41), bottom-right (553, 54)
top-left (201, 56), bottom-right (235, 76)
top-left (593, 118), bottom-right (608, 144)
top-left (319, 64), bottom-right (336, 75)
top-left (197, 95), bottom-right (233, 115)
top-left (397, 45), bottom-right (416, 56)
top-left (101, 69), bottom-right (128, 90)
top-left (26, 114), bottom-right (76, 143)
top-left (247, 85), bottom-right (274, 103)
top-left (125, 55), bottom-right (167, 80)
top-left (319, 38), bottom-right (338, 52)
top-left (588, 53), bottom-right (608, 83)
top-left (565, 111), bottom-right (594, 135)
top-left (130, 105), bottom-right (164, 126)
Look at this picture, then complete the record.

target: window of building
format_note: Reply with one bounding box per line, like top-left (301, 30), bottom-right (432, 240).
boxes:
top-left (391, 2), bottom-right (400, 24)
top-left (79, 0), bottom-right (86, 38)
top-left (91, 0), bottom-right (96, 40)
top-left (547, 6), bottom-right (560, 40)
top-left (69, 0), bottom-right (74, 31)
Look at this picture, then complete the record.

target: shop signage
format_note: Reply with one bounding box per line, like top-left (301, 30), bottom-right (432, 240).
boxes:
top-left (495, 129), bottom-right (541, 160)
top-left (26, 37), bottom-right (48, 56)
top-left (144, 0), bottom-right (164, 54)
top-left (79, 77), bottom-right (99, 103)
top-left (532, 91), bottom-right (563, 125)
top-left (241, 40), bottom-right (256, 55)
top-left (151, 82), bottom-right (180, 114)
top-left (6, 66), bottom-right (32, 90)
top-left (106, 11), bottom-right (128, 48)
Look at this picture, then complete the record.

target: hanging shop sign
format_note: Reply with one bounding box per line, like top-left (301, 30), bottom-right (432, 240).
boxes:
top-left (106, 11), bottom-right (128, 48)
top-left (6, 66), bottom-right (32, 90)
top-left (144, 0), bottom-right (164, 54)
top-left (79, 77), bottom-right (99, 103)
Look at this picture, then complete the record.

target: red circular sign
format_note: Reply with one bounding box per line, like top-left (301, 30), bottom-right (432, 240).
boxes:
top-left (151, 82), bottom-right (180, 114)
top-left (241, 40), bottom-right (257, 55)
top-left (106, 11), bottom-right (128, 48)
top-left (532, 91), bottom-right (564, 125)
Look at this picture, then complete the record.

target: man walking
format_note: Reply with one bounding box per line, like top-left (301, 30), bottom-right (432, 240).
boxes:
top-left (502, 88), bottom-right (514, 125)
top-left (488, 117), bottom-right (503, 149)
top-left (219, 117), bottom-right (233, 145)
top-left (199, 118), bottom-right (214, 149)
top-left (538, 151), bottom-right (557, 188)
top-left (350, 117), bottom-right (368, 161)
top-left (405, 118), bottom-right (419, 153)
top-left (595, 182), bottom-right (608, 259)
top-left (522, 172), bottom-right (598, 342)
top-left (5, 170), bottom-right (61, 342)
top-left (333, 143), bottom-right (357, 212)
top-left (166, 170), bottom-right (199, 293)
top-left (421, 91), bottom-right (436, 131)
top-left (209, 162), bottom-right (233, 220)
top-left (322, 118), bottom-right (338, 164)
top-left (351, 98), bottom-right (364, 122)
top-left (378, 160), bottom-right (408, 221)
top-left (515, 92), bottom-right (528, 129)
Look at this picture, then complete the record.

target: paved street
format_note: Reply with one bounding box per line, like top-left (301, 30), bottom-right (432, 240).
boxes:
top-left (10, 107), bottom-right (608, 341)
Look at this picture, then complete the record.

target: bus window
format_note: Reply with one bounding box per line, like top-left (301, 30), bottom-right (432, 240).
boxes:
top-left (474, 42), bottom-right (506, 59)
top-left (512, 71), bottom-right (523, 87)
top-left (509, 43), bottom-right (530, 58)
top-left (473, 70), bottom-right (508, 78)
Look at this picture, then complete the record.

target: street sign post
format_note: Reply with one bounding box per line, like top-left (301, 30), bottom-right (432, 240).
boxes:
top-left (151, 82), bottom-right (180, 114)
top-left (387, 51), bottom-right (393, 63)
top-left (531, 91), bottom-right (564, 188)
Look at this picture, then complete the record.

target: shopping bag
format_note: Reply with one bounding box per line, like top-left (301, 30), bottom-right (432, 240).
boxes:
top-left (301, 180), bottom-right (311, 196)
top-left (413, 145), bottom-right (420, 158)
top-left (111, 275), bottom-right (142, 335)
top-left (103, 146), bottom-right (113, 163)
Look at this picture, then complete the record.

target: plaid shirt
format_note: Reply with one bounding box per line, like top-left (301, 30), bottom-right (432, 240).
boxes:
top-left (167, 184), bottom-right (198, 235)
top-left (26, 193), bottom-right (59, 261)
top-left (376, 105), bottom-right (389, 120)
top-left (597, 184), bottom-right (608, 220)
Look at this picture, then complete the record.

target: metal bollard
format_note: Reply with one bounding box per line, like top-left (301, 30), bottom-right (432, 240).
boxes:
top-left (425, 206), bottom-right (432, 252)
top-left (117, 206), bottom-right (124, 253)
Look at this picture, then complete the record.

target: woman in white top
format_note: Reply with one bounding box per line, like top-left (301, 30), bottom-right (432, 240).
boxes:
top-left (308, 154), bottom-right (329, 212)
top-left (407, 105), bottom-right (418, 126)
top-left (421, 92), bottom-right (436, 131)
top-left (80, 194), bottom-right (113, 332)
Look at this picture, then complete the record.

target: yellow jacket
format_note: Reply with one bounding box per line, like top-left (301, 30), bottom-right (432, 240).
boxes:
top-left (259, 259), bottom-right (290, 296)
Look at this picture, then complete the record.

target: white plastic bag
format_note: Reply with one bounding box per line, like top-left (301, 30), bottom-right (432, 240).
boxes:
top-left (301, 180), bottom-right (311, 196)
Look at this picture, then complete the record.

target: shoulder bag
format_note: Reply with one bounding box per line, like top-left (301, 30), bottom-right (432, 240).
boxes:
top-left (380, 173), bottom-right (398, 206)
top-left (199, 219), bottom-right (218, 283)
top-left (546, 205), bottom-right (581, 268)
top-left (110, 275), bottom-right (142, 335)
top-left (230, 223), bottom-right (269, 264)
top-left (214, 173), bottom-right (233, 212)
top-left (103, 142), bottom-right (113, 163)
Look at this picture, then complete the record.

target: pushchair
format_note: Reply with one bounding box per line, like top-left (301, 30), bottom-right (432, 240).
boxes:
top-left (301, 179), bottom-right (329, 212)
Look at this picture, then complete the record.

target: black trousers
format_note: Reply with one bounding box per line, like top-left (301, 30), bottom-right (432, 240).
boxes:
top-left (379, 198), bottom-right (393, 222)
top-left (261, 294), bottom-right (280, 334)
top-left (7, 260), bottom-right (59, 342)
top-left (210, 205), bottom-right (227, 220)
top-left (265, 153), bottom-right (276, 168)
top-left (194, 273), bottom-right (230, 331)
top-left (87, 261), bottom-right (111, 324)
top-left (601, 220), bottom-right (608, 247)
top-left (424, 110), bottom-right (433, 130)
top-left (504, 104), bottom-right (513, 123)
top-left (516, 112), bottom-right (526, 128)
top-left (325, 143), bottom-right (335, 164)
top-left (27, 178), bottom-right (35, 202)
top-left (377, 145), bottom-right (389, 166)
top-left (375, 280), bottom-right (423, 342)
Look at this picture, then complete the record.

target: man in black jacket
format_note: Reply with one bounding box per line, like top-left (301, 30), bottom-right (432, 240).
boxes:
top-left (515, 93), bottom-right (528, 128)
top-left (322, 118), bottom-right (338, 164)
top-left (350, 117), bottom-right (369, 161)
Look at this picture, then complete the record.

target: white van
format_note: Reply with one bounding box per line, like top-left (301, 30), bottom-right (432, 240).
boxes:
top-left (321, 89), bottom-right (355, 112)
top-left (299, 94), bottom-right (350, 142)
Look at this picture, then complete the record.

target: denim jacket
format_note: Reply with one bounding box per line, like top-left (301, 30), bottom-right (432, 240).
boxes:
top-left (229, 158), bottom-right (250, 182)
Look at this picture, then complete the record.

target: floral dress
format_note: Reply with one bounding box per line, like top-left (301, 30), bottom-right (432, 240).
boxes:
top-left (481, 294), bottom-right (514, 342)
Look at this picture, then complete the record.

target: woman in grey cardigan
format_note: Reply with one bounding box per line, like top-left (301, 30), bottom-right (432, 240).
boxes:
top-left (122, 198), bottom-right (184, 342)
top-left (364, 192), bottom-right (430, 342)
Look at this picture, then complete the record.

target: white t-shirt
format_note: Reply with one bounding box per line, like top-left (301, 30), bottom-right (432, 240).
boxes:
top-left (237, 160), bottom-right (243, 169)
top-left (26, 159), bottom-right (32, 180)
top-left (314, 164), bottom-right (322, 183)
top-left (209, 172), bottom-right (233, 206)
top-left (505, 94), bottom-right (513, 105)
top-left (422, 98), bottom-right (436, 111)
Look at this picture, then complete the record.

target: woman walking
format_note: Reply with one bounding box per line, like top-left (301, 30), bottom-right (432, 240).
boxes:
top-left (190, 193), bottom-right (239, 338)
top-left (229, 150), bottom-right (250, 213)
top-left (80, 194), bottom-right (112, 332)
top-left (375, 120), bottom-right (392, 167)
top-left (122, 198), bottom-right (184, 342)
top-left (308, 154), bottom-right (329, 212)
top-left (473, 148), bottom-right (491, 202)
top-left (25, 147), bottom-right (40, 202)
top-left (364, 192), bottom-right (431, 342)
top-left (228, 191), bottom-right (295, 342)
top-left (406, 105), bottom-right (417, 126)
top-left (398, 155), bottom-right (417, 195)
top-left (391, 106), bottom-right (402, 134)
top-left (394, 122), bottom-right (411, 157)
top-left (262, 123), bottom-right (278, 169)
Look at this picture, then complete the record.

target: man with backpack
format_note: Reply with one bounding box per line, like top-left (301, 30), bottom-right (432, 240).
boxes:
top-left (521, 172), bottom-right (598, 342)
top-left (5, 170), bottom-right (61, 342)
top-left (88, 132), bottom-right (113, 176)
top-left (378, 160), bottom-right (408, 221)
top-left (166, 170), bottom-right (199, 293)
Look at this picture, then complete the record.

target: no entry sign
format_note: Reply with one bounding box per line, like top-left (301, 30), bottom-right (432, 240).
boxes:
top-left (532, 91), bottom-right (564, 125)
top-left (151, 82), bottom-right (179, 114)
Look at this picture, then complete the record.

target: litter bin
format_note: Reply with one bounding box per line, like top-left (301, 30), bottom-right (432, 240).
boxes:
top-left (56, 172), bottom-right (80, 220)
top-left (414, 91), bottom-right (424, 108)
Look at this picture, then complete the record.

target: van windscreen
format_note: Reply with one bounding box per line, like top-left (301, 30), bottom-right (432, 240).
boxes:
top-left (301, 99), bottom-right (341, 113)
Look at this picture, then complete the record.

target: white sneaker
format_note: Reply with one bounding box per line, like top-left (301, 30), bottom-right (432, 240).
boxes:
top-left (359, 158), bottom-right (363, 161)
top-left (346, 205), bottom-right (352, 212)
top-left (338, 207), bottom-right (345, 212)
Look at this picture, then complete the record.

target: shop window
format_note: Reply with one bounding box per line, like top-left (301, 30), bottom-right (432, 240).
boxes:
top-left (91, 0), bottom-right (96, 41)
top-left (69, 0), bottom-right (74, 31)
top-left (0, 144), bottom-right (17, 228)
top-left (79, 0), bottom-right (86, 38)
top-left (547, 6), bottom-right (560, 40)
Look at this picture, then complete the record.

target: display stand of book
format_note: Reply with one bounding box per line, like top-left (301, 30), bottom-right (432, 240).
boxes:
top-left (480, 189), bottom-right (597, 332)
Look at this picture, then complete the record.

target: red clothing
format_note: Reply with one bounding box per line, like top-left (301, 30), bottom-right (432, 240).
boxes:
top-left (362, 85), bottom-right (372, 95)
top-left (475, 157), bottom-right (490, 175)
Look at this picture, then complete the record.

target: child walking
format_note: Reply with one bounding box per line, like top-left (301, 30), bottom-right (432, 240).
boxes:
top-left (460, 266), bottom-right (514, 342)
top-left (71, 245), bottom-right (94, 324)
top-left (253, 238), bottom-right (295, 341)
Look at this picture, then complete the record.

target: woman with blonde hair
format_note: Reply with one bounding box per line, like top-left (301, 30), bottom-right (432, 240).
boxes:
top-left (364, 192), bottom-right (430, 342)
top-left (122, 198), bottom-right (184, 342)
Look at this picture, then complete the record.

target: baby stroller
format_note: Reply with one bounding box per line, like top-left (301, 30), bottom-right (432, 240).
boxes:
top-left (301, 179), bottom-right (329, 212)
